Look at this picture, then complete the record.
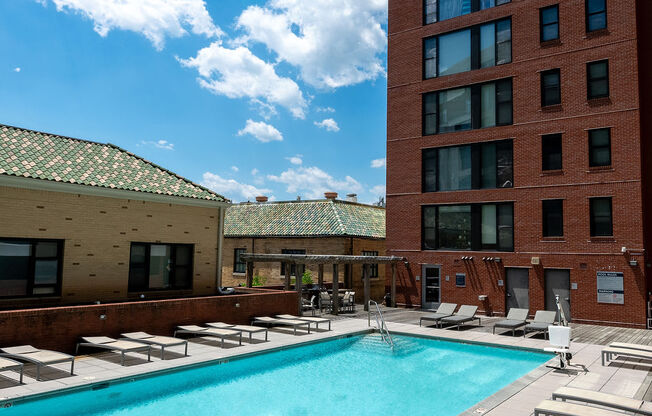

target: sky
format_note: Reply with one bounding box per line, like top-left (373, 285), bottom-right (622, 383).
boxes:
top-left (0, 0), bottom-right (387, 203)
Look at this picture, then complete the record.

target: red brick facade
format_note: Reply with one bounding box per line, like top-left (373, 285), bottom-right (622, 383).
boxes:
top-left (387, 0), bottom-right (650, 327)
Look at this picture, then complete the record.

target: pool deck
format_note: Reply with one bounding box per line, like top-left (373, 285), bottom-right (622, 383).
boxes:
top-left (0, 312), bottom-right (651, 416)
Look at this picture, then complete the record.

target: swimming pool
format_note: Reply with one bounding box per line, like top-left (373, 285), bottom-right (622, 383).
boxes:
top-left (3, 334), bottom-right (550, 416)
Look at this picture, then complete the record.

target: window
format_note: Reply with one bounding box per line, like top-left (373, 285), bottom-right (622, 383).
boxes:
top-left (588, 128), bottom-right (611, 167)
top-left (542, 199), bottom-right (564, 237)
top-left (423, 140), bottom-right (513, 192)
top-left (0, 239), bottom-right (62, 297)
top-left (423, 203), bottom-right (514, 251)
top-left (423, 78), bottom-right (512, 135)
top-left (541, 69), bottom-right (561, 106)
top-left (233, 248), bottom-right (246, 274)
top-left (424, 0), bottom-right (511, 25)
top-left (362, 251), bottom-right (379, 278)
top-left (590, 197), bottom-right (613, 236)
top-left (587, 60), bottom-right (609, 99)
top-left (542, 134), bottom-right (562, 171)
top-left (540, 5), bottom-right (559, 42)
top-left (424, 19), bottom-right (511, 79)
top-left (586, 0), bottom-right (607, 32)
top-left (280, 249), bottom-right (306, 276)
top-left (128, 243), bottom-right (193, 291)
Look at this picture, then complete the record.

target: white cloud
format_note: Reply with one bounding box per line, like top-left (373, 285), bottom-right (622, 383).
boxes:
top-left (236, 0), bottom-right (387, 89)
top-left (40, 0), bottom-right (221, 50)
top-left (13, 67), bottom-right (21, 73)
top-left (140, 139), bottom-right (174, 150)
top-left (251, 168), bottom-right (259, 176)
top-left (237, 119), bottom-right (284, 143)
top-left (370, 184), bottom-right (386, 196)
top-left (202, 172), bottom-right (272, 202)
top-left (370, 158), bottom-right (386, 168)
top-left (314, 118), bottom-right (340, 132)
top-left (317, 106), bottom-right (335, 113)
top-left (267, 165), bottom-right (362, 199)
top-left (286, 155), bottom-right (303, 165)
top-left (179, 43), bottom-right (307, 118)
top-left (231, 166), bottom-right (239, 172)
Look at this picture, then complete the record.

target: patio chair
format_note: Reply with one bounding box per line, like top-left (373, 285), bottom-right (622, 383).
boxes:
top-left (552, 386), bottom-right (652, 416)
top-left (205, 322), bottom-right (269, 342)
top-left (319, 292), bottom-right (333, 313)
top-left (1, 345), bottom-right (75, 380)
top-left (419, 303), bottom-right (457, 327)
top-left (302, 295), bottom-right (317, 316)
top-left (276, 314), bottom-right (332, 331)
top-left (534, 399), bottom-right (629, 416)
top-left (493, 308), bottom-right (529, 336)
top-left (0, 357), bottom-right (23, 384)
top-left (120, 332), bottom-right (188, 359)
top-left (440, 305), bottom-right (480, 330)
top-left (250, 316), bottom-right (311, 335)
top-left (340, 292), bottom-right (352, 313)
top-left (601, 346), bottom-right (652, 367)
top-left (76, 337), bottom-right (151, 366)
top-left (174, 325), bottom-right (242, 348)
top-left (524, 310), bottom-right (557, 339)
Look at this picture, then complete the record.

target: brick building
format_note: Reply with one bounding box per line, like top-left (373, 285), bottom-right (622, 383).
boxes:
top-left (221, 194), bottom-right (387, 301)
top-left (387, 0), bottom-right (651, 327)
top-left (0, 124), bottom-right (230, 308)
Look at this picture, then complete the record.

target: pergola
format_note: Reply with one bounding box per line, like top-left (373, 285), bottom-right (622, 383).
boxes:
top-left (239, 253), bottom-right (406, 314)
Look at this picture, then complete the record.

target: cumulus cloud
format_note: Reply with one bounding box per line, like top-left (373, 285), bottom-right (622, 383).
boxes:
top-left (202, 172), bottom-right (272, 202)
top-left (251, 168), bottom-right (259, 176)
top-left (267, 165), bottom-right (362, 199)
top-left (179, 43), bottom-right (307, 118)
top-left (140, 139), bottom-right (174, 150)
top-left (231, 166), bottom-right (239, 172)
top-left (286, 155), bottom-right (303, 165)
top-left (237, 119), bottom-right (284, 143)
top-left (13, 67), bottom-right (21, 73)
top-left (40, 0), bottom-right (221, 50)
top-left (314, 118), bottom-right (340, 132)
top-left (370, 158), bottom-right (386, 168)
top-left (370, 184), bottom-right (386, 196)
top-left (236, 0), bottom-right (387, 89)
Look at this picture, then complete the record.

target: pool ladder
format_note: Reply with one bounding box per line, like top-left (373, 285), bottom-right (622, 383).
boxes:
top-left (368, 300), bottom-right (394, 349)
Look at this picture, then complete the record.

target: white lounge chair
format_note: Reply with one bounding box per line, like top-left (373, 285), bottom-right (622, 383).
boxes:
top-left (174, 325), bottom-right (242, 348)
top-left (602, 346), bottom-right (652, 367)
top-left (205, 322), bottom-right (269, 342)
top-left (1, 345), bottom-right (75, 380)
top-left (276, 314), bottom-right (332, 331)
top-left (76, 337), bottom-right (151, 366)
top-left (251, 316), bottom-right (311, 335)
top-left (609, 342), bottom-right (652, 352)
top-left (524, 310), bottom-right (557, 339)
top-left (440, 305), bottom-right (481, 330)
top-left (534, 399), bottom-right (629, 416)
top-left (552, 386), bottom-right (652, 415)
top-left (545, 326), bottom-right (572, 369)
top-left (419, 303), bottom-right (457, 327)
top-left (0, 357), bottom-right (23, 384)
top-left (493, 308), bottom-right (529, 336)
top-left (120, 332), bottom-right (188, 359)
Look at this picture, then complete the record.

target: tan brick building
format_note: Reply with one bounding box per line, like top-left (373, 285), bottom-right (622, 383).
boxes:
top-left (222, 195), bottom-right (387, 301)
top-left (0, 124), bottom-right (230, 309)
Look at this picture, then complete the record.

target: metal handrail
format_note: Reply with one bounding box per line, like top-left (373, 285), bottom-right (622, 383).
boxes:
top-left (368, 300), bottom-right (394, 349)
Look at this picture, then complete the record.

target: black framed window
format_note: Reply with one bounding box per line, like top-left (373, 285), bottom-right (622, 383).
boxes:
top-left (423, 202), bottom-right (514, 251)
top-left (541, 69), bottom-right (561, 106)
top-left (587, 60), bottom-right (609, 99)
top-left (128, 243), bottom-right (193, 291)
top-left (586, 0), bottom-right (607, 32)
top-left (588, 128), bottom-right (611, 167)
top-left (423, 139), bottom-right (513, 192)
top-left (362, 251), bottom-right (379, 278)
top-left (590, 197), bottom-right (613, 236)
top-left (233, 248), bottom-right (246, 274)
top-left (542, 199), bottom-right (564, 237)
top-left (423, 78), bottom-right (512, 135)
top-left (0, 238), bottom-right (63, 298)
top-left (542, 133), bottom-right (562, 171)
top-left (423, 18), bottom-right (511, 79)
top-left (280, 249), bottom-right (306, 276)
top-left (424, 0), bottom-right (511, 25)
top-left (540, 5), bottom-right (559, 42)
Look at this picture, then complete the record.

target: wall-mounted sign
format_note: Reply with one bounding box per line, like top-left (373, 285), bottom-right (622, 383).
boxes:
top-left (597, 271), bottom-right (624, 304)
top-left (455, 273), bottom-right (466, 287)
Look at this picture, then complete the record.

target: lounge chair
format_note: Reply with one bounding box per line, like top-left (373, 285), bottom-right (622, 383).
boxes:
top-left (493, 308), bottom-right (529, 336)
top-left (76, 337), bottom-right (151, 366)
top-left (419, 303), bottom-right (457, 327)
top-left (609, 342), bottom-right (652, 352)
top-left (120, 332), bottom-right (188, 359)
top-left (440, 305), bottom-right (481, 330)
top-left (552, 386), bottom-right (652, 416)
top-left (276, 314), bottom-right (332, 331)
top-left (174, 325), bottom-right (242, 348)
top-left (524, 310), bottom-right (557, 339)
top-left (319, 292), bottom-right (333, 313)
top-left (534, 399), bottom-right (629, 416)
top-left (602, 346), bottom-right (652, 366)
top-left (205, 322), bottom-right (269, 342)
top-left (1, 345), bottom-right (75, 380)
top-left (0, 357), bottom-right (23, 384)
top-left (251, 317), bottom-right (311, 335)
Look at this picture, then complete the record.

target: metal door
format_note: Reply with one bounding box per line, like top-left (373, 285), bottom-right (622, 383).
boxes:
top-left (545, 269), bottom-right (571, 322)
top-left (505, 268), bottom-right (529, 312)
top-left (422, 265), bottom-right (441, 309)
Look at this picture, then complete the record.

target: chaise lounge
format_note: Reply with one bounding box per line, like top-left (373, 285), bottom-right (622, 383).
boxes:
top-left (534, 399), bottom-right (630, 416)
top-left (251, 316), bottom-right (311, 335)
top-left (419, 303), bottom-right (457, 327)
top-left (0, 356), bottom-right (23, 384)
top-left (205, 322), bottom-right (269, 342)
top-left (174, 325), bottom-right (242, 348)
top-left (440, 305), bottom-right (481, 330)
top-left (120, 332), bottom-right (188, 359)
top-left (523, 311), bottom-right (557, 339)
top-left (276, 314), bottom-right (332, 331)
top-left (493, 308), bottom-right (529, 336)
top-left (76, 337), bottom-right (151, 366)
top-left (1, 345), bottom-right (75, 380)
top-left (601, 345), bottom-right (652, 367)
top-left (552, 386), bottom-right (652, 415)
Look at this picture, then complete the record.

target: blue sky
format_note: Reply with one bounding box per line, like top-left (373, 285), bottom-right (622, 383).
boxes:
top-left (0, 0), bottom-right (387, 203)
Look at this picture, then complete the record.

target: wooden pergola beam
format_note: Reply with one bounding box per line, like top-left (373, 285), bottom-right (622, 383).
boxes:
top-left (240, 253), bottom-right (405, 265)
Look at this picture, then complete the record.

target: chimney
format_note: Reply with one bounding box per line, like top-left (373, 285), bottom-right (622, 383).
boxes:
top-left (346, 193), bottom-right (358, 203)
top-left (255, 195), bottom-right (268, 203)
top-left (324, 192), bottom-right (338, 200)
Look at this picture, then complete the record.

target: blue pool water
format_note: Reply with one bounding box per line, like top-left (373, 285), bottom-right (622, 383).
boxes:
top-left (3, 335), bottom-right (549, 416)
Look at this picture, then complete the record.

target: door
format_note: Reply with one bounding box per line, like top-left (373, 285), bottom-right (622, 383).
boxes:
top-left (545, 269), bottom-right (571, 322)
top-left (505, 268), bottom-right (529, 312)
top-left (422, 265), bottom-right (441, 310)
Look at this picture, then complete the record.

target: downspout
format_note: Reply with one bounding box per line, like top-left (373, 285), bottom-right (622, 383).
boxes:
top-left (216, 206), bottom-right (225, 290)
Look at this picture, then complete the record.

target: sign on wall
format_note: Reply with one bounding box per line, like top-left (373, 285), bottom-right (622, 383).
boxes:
top-left (455, 273), bottom-right (466, 287)
top-left (597, 271), bottom-right (624, 304)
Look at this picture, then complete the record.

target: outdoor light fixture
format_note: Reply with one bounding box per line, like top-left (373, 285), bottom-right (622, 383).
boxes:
top-left (630, 260), bottom-right (638, 267)
top-left (494, 257), bottom-right (502, 263)
top-left (99, 314), bottom-right (107, 320)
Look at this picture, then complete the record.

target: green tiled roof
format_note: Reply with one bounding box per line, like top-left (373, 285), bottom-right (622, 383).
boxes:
top-left (0, 124), bottom-right (227, 202)
top-left (225, 200), bottom-right (385, 239)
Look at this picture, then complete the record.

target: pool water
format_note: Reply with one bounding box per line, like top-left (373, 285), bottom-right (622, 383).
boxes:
top-left (3, 334), bottom-right (550, 416)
